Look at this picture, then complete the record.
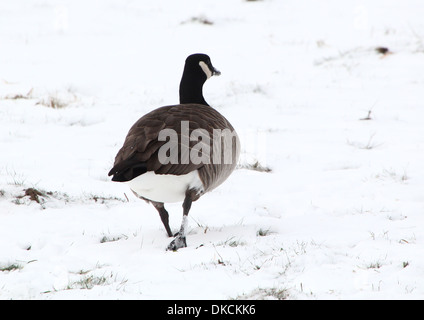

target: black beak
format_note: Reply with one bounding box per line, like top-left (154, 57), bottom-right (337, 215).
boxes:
top-left (212, 67), bottom-right (221, 76)
top-left (208, 60), bottom-right (221, 76)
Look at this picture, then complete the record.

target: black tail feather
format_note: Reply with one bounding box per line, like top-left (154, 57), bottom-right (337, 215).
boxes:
top-left (109, 160), bottom-right (147, 182)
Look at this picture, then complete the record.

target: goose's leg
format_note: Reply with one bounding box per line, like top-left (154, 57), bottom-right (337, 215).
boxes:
top-left (151, 201), bottom-right (174, 237)
top-left (167, 195), bottom-right (192, 251)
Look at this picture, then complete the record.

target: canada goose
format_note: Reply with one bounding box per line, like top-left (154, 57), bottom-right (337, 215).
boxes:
top-left (108, 54), bottom-right (240, 251)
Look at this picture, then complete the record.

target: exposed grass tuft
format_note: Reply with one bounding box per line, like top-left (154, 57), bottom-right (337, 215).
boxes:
top-left (347, 133), bottom-right (383, 150)
top-left (6, 169), bottom-right (27, 186)
top-left (367, 261), bottom-right (383, 269)
top-left (360, 110), bottom-right (373, 121)
top-left (100, 234), bottom-right (128, 243)
top-left (182, 16), bottom-right (214, 25)
top-left (235, 287), bottom-right (289, 300)
top-left (257, 228), bottom-right (272, 237)
top-left (36, 95), bottom-right (68, 109)
top-left (217, 236), bottom-right (246, 248)
top-left (67, 274), bottom-right (109, 290)
top-left (88, 194), bottom-right (126, 204)
top-left (23, 188), bottom-right (45, 204)
top-left (237, 160), bottom-right (272, 173)
top-left (1, 88), bottom-right (33, 100)
top-left (0, 263), bottom-right (23, 272)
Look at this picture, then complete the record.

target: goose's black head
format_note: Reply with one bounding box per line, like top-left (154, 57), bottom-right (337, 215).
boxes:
top-left (179, 53), bottom-right (221, 106)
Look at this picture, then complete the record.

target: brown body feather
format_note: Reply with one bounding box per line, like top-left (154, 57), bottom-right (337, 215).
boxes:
top-left (109, 103), bottom-right (240, 194)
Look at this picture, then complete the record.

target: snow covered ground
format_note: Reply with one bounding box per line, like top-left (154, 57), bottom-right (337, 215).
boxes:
top-left (1, 0), bottom-right (424, 299)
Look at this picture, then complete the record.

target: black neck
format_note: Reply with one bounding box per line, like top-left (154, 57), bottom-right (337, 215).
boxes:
top-left (179, 70), bottom-right (208, 106)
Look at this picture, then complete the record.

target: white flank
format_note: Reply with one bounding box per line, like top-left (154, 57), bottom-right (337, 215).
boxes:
top-left (125, 170), bottom-right (204, 203)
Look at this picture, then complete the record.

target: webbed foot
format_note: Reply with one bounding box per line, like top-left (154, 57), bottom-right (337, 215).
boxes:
top-left (166, 235), bottom-right (187, 251)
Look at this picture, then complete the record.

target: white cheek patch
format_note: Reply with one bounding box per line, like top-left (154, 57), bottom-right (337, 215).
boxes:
top-left (199, 61), bottom-right (212, 79)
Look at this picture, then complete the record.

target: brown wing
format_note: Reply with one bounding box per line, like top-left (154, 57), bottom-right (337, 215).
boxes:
top-left (108, 104), bottom-right (235, 182)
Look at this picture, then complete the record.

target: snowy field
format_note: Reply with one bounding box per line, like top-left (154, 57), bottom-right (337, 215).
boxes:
top-left (1, 0), bottom-right (424, 299)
